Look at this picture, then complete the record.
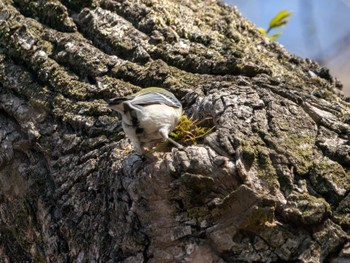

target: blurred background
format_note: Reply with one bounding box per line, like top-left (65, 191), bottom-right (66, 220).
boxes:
top-left (227, 0), bottom-right (350, 96)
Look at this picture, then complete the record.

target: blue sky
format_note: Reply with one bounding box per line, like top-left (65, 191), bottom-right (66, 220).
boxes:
top-left (227, 0), bottom-right (350, 59)
top-left (226, 0), bottom-right (350, 95)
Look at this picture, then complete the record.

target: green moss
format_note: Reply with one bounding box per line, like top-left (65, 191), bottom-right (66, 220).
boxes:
top-left (239, 142), bottom-right (279, 190)
top-left (241, 142), bottom-right (256, 169)
top-left (303, 195), bottom-right (330, 219)
top-left (256, 151), bottom-right (279, 189)
top-left (35, 58), bottom-right (90, 100)
top-left (276, 133), bottom-right (314, 176)
top-left (257, 149), bottom-right (270, 168)
top-left (169, 115), bottom-right (215, 146)
top-left (37, 40), bottom-right (53, 55)
top-left (334, 193), bottom-right (350, 227)
top-left (310, 159), bottom-right (350, 204)
top-left (287, 192), bottom-right (331, 225)
top-left (246, 206), bottom-right (275, 229)
top-left (11, 0), bottom-right (76, 32)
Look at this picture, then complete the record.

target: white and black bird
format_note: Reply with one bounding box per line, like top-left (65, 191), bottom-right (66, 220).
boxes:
top-left (108, 87), bottom-right (183, 154)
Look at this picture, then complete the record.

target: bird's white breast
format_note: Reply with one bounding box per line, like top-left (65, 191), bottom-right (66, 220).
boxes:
top-left (136, 104), bottom-right (182, 142)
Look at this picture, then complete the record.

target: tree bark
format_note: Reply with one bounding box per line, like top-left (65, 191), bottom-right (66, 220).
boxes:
top-left (0, 0), bottom-right (349, 262)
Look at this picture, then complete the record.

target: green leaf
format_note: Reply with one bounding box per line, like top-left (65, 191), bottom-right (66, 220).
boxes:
top-left (258, 28), bottom-right (267, 35)
top-left (269, 32), bottom-right (283, 41)
top-left (268, 10), bottom-right (293, 31)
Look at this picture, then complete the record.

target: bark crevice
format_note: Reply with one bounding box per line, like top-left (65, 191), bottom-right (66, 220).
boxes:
top-left (1, 1), bottom-right (350, 262)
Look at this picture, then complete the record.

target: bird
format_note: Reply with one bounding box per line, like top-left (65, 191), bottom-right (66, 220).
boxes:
top-left (108, 87), bottom-right (183, 155)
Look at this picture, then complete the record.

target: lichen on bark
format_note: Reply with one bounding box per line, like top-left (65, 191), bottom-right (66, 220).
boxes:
top-left (0, 0), bottom-right (350, 262)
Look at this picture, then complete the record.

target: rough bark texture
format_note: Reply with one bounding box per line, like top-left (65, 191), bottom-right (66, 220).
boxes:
top-left (0, 0), bottom-right (350, 262)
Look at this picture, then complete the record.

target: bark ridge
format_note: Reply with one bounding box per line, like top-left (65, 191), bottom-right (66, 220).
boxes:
top-left (0, 0), bottom-right (349, 262)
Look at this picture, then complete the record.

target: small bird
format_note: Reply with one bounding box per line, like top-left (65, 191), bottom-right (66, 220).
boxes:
top-left (108, 87), bottom-right (183, 154)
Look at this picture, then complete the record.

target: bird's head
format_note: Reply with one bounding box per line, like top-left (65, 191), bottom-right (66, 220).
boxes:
top-left (108, 96), bottom-right (131, 113)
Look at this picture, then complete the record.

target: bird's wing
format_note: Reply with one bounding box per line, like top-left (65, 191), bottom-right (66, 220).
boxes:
top-left (130, 91), bottom-right (182, 108)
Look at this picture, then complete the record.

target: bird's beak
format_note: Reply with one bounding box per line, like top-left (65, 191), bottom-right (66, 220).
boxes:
top-left (107, 97), bottom-right (127, 113)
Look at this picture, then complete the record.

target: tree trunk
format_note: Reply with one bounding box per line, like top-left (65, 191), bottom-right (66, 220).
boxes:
top-left (0, 1), bottom-right (349, 262)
